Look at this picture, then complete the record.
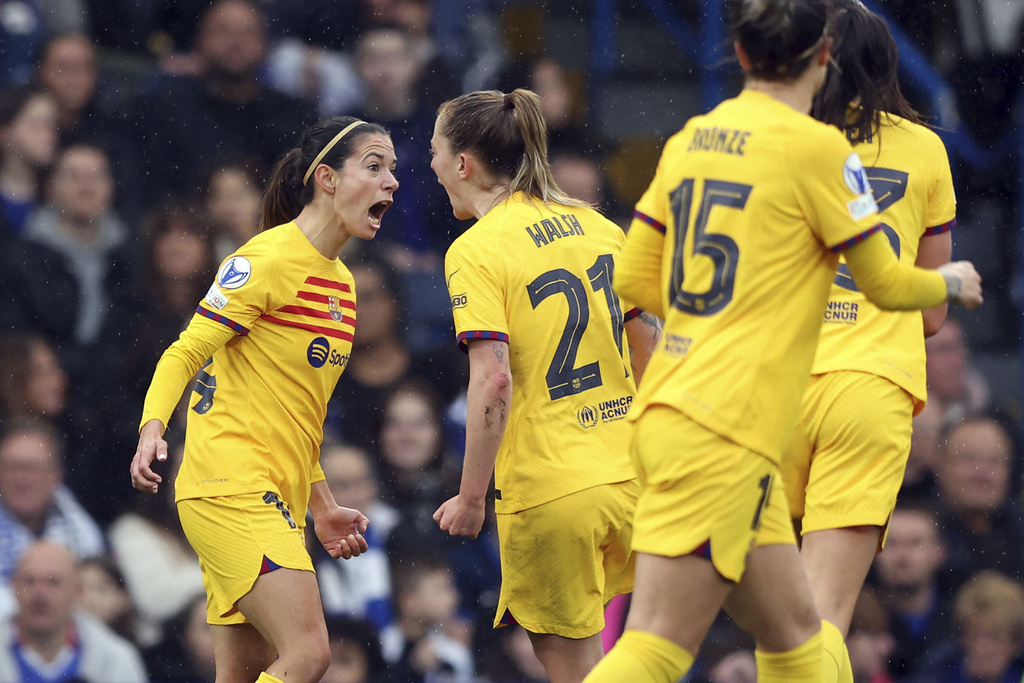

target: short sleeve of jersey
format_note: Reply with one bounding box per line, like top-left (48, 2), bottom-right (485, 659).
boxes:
top-left (923, 130), bottom-right (956, 231)
top-left (445, 233), bottom-right (509, 352)
top-left (197, 242), bottom-right (289, 335)
top-left (788, 125), bottom-right (880, 250)
top-left (632, 133), bottom-right (680, 235)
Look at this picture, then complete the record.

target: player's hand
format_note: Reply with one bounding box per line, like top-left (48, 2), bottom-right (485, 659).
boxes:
top-left (938, 261), bottom-right (983, 309)
top-left (433, 494), bottom-right (486, 538)
top-left (314, 506), bottom-right (369, 559)
top-left (130, 419), bottom-right (168, 494)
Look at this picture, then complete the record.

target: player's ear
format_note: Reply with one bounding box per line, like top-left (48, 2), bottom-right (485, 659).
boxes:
top-left (314, 165), bottom-right (336, 193)
top-left (734, 41), bottom-right (752, 71)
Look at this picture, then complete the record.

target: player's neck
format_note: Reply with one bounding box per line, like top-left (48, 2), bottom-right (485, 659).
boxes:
top-left (744, 73), bottom-right (817, 116)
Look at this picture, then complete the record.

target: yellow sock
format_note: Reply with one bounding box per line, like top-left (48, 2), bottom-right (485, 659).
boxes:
top-left (838, 640), bottom-right (854, 683)
top-left (755, 628), bottom-right (823, 683)
top-left (583, 629), bottom-right (694, 683)
top-left (256, 674), bottom-right (284, 683)
top-left (821, 620), bottom-right (846, 683)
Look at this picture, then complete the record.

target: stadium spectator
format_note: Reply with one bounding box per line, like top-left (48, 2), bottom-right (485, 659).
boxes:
top-left (77, 555), bottom-right (139, 645)
top-left (109, 437), bottom-right (204, 647)
top-left (497, 56), bottom-right (608, 158)
top-left (478, 624), bottom-right (550, 683)
top-left (315, 442), bottom-right (398, 632)
top-left (0, 332), bottom-right (68, 429)
top-left (0, 541), bottom-right (148, 683)
top-left (845, 587), bottom-right (896, 683)
top-left (375, 380), bottom-right (461, 551)
top-left (326, 251), bottom-right (467, 446)
top-left (380, 554), bottom-right (474, 682)
top-left (935, 415), bottom-right (1024, 592)
top-left (871, 502), bottom-right (952, 679)
top-left (906, 570), bottom-right (1024, 683)
top-left (117, 202), bottom-right (219, 420)
top-left (901, 399), bottom-right (945, 501)
top-left (350, 23), bottom-right (461, 264)
top-left (131, 0), bottom-right (314, 205)
top-left (0, 418), bottom-right (104, 618)
top-left (0, 84), bottom-right (58, 240)
top-left (142, 594), bottom-right (216, 683)
top-left (925, 318), bottom-right (991, 425)
top-left (197, 157), bottom-right (266, 262)
top-left (35, 32), bottom-right (142, 222)
top-left (322, 614), bottom-right (395, 683)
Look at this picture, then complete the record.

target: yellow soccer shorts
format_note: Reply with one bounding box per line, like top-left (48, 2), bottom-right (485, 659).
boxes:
top-left (779, 371), bottom-right (913, 547)
top-left (494, 478), bottom-right (639, 639)
top-left (178, 491), bottom-right (314, 625)
top-left (631, 404), bottom-right (794, 583)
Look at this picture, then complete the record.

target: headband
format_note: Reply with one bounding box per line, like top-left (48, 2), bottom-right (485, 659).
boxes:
top-left (302, 120), bottom-right (367, 186)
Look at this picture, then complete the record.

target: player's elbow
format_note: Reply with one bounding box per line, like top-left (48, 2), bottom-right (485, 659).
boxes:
top-left (923, 305), bottom-right (948, 337)
top-left (485, 369), bottom-right (512, 398)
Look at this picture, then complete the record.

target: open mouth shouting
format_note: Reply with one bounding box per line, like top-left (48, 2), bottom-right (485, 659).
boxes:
top-left (369, 200), bottom-right (393, 229)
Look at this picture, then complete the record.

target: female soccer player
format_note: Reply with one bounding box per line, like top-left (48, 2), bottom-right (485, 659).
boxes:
top-left (774, 3), bottom-right (958, 681)
top-left (583, 0), bottom-right (982, 682)
top-left (130, 116), bottom-right (398, 683)
top-left (429, 88), bottom-right (660, 683)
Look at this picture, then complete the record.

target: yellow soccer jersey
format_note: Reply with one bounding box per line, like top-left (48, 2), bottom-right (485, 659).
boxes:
top-left (141, 222), bottom-right (356, 523)
top-left (625, 89), bottom-right (882, 463)
top-left (812, 114), bottom-right (956, 410)
top-left (445, 192), bottom-right (639, 514)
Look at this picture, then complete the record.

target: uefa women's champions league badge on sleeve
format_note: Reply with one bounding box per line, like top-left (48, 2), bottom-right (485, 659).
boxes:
top-left (218, 256), bottom-right (252, 290)
top-left (842, 152), bottom-right (878, 221)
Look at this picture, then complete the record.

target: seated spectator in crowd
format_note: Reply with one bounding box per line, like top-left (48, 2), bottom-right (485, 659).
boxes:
top-left (925, 318), bottom-right (990, 425)
top-left (350, 23), bottom-right (461, 264)
top-left (0, 418), bottom-right (104, 618)
top-left (872, 501), bottom-right (952, 679)
top-left (326, 251), bottom-right (466, 446)
top-left (935, 415), bottom-right (1024, 592)
top-left (322, 615), bottom-right (395, 683)
top-left (0, 84), bottom-right (58, 240)
top-left (498, 56), bottom-right (608, 157)
top-left (901, 399), bottom-right (945, 501)
top-left (846, 587), bottom-right (896, 683)
top-left (315, 442), bottom-right (399, 632)
top-left (907, 570), bottom-right (1024, 683)
top-left (361, 0), bottom-right (460, 113)
top-left (77, 556), bottom-right (138, 645)
top-left (0, 0), bottom-right (86, 86)
top-left (5, 141), bottom-right (137, 521)
top-left (35, 32), bottom-right (142, 222)
top-left (0, 333), bottom-right (68, 430)
top-left (478, 624), bottom-right (550, 683)
top-left (142, 594), bottom-right (216, 683)
top-left (375, 380), bottom-right (461, 555)
top-left (117, 202), bottom-right (219, 422)
top-left (0, 541), bottom-right (148, 683)
top-left (13, 141), bottom-right (132, 357)
top-left (380, 554), bottom-right (474, 683)
top-left (108, 436), bottom-right (204, 647)
top-left (196, 157), bottom-right (265, 262)
top-left (131, 0), bottom-right (314, 205)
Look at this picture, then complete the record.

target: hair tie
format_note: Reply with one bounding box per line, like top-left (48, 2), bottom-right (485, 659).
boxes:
top-left (302, 120), bottom-right (366, 186)
top-left (503, 92), bottom-right (515, 110)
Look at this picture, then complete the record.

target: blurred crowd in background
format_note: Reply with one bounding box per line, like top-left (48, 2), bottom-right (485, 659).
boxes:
top-left (0, 0), bottom-right (1021, 681)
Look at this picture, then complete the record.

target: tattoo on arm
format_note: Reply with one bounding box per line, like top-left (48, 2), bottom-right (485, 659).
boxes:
top-left (491, 342), bottom-right (506, 364)
top-left (638, 312), bottom-right (663, 338)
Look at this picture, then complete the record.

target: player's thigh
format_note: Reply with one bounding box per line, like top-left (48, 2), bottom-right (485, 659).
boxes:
top-left (494, 479), bottom-right (637, 639)
top-left (178, 491), bottom-right (315, 626)
top-left (631, 404), bottom-right (780, 583)
top-left (798, 372), bottom-right (913, 540)
top-left (236, 566), bottom-right (329, 658)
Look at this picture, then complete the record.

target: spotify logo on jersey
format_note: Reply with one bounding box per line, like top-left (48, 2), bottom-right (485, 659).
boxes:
top-left (307, 337), bottom-right (331, 368)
